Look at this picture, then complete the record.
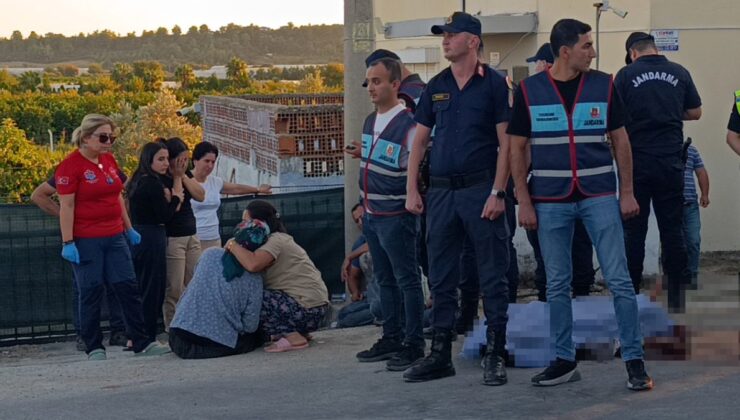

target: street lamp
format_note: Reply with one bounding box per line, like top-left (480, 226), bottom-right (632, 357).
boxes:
top-left (594, 1), bottom-right (629, 69)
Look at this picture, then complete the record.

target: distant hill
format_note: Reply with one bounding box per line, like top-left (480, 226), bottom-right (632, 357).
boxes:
top-left (0, 23), bottom-right (343, 69)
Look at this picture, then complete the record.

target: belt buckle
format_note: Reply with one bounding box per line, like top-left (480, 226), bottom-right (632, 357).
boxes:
top-left (450, 174), bottom-right (465, 189)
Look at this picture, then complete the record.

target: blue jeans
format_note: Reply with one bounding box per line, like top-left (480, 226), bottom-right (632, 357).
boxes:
top-left (363, 212), bottom-right (425, 348)
top-left (682, 202), bottom-right (701, 278)
top-left (535, 195), bottom-right (643, 362)
top-left (336, 300), bottom-right (375, 328)
top-left (73, 234), bottom-right (151, 353)
top-left (71, 270), bottom-right (126, 335)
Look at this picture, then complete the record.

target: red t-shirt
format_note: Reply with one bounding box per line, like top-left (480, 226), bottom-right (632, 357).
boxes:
top-left (55, 150), bottom-right (125, 238)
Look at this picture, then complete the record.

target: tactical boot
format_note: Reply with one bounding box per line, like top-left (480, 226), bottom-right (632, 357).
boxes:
top-left (482, 329), bottom-right (507, 386)
top-left (403, 329), bottom-right (455, 382)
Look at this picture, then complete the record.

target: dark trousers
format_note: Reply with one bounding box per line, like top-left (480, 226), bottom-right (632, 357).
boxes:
top-left (426, 181), bottom-right (509, 335)
top-left (169, 328), bottom-right (262, 359)
top-left (131, 225), bottom-right (167, 342)
top-left (73, 234), bottom-right (151, 353)
top-left (458, 196), bottom-right (519, 307)
top-left (363, 213), bottom-right (425, 348)
top-left (71, 270), bottom-right (125, 335)
top-left (526, 219), bottom-right (595, 302)
top-left (624, 153), bottom-right (690, 307)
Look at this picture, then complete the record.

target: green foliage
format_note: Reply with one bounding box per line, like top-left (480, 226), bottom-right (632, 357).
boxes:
top-left (0, 24), bottom-right (342, 68)
top-left (174, 64), bottom-right (196, 89)
top-left (111, 91), bottom-right (202, 174)
top-left (17, 71), bottom-right (41, 92)
top-left (0, 119), bottom-right (71, 203)
top-left (226, 57), bottom-right (251, 88)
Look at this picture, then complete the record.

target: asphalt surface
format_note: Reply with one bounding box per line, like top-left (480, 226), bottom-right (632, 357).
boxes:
top-left (1, 272), bottom-right (738, 420)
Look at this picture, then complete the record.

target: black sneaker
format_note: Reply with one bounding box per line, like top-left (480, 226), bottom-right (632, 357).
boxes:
top-left (108, 331), bottom-right (128, 347)
top-left (626, 359), bottom-right (654, 391)
top-left (531, 358), bottom-right (581, 387)
top-left (386, 345), bottom-right (424, 371)
top-left (356, 337), bottom-right (402, 362)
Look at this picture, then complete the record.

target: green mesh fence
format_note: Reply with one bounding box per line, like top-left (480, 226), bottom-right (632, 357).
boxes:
top-left (0, 187), bottom-right (344, 346)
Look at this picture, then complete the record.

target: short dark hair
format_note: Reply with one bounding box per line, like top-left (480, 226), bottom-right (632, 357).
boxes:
top-left (351, 202), bottom-right (363, 213)
top-left (550, 19), bottom-right (592, 58)
top-left (368, 57), bottom-right (402, 83)
top-left (630, 39), bottom-right (656, 53)
top-left (193, 141), bottom-right (219, 161)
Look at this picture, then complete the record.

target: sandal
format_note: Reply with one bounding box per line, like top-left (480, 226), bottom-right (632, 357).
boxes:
top-left (264, 337), bottom-right (309, 353)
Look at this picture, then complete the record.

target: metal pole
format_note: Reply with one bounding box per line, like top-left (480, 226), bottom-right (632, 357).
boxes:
top-left (343, 0), bottom-right (374, 256)
top-left (594, 3), bottom-right (603, 70)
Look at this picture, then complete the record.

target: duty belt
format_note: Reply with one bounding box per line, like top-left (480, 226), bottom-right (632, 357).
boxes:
top-left (429, 169), bottom-right (495, 190)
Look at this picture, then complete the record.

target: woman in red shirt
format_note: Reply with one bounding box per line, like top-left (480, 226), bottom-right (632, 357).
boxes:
top-left (56, 114), bottom-right (171, 360)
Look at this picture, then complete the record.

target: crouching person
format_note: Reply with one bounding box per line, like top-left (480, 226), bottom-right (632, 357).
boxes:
top-left (169, 219), bottom-right (268, 359)
top-left (225, 200), bottom-right (330, 353)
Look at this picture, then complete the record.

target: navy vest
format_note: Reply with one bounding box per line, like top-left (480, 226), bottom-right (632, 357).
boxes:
top-left (521, 70), bottom-right (617, 200)
top-left (359, 109), bottom-right (415, 215)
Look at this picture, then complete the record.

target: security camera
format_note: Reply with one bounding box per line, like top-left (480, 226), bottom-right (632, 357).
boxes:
top-left (611, 7), bottom-right (628, 18)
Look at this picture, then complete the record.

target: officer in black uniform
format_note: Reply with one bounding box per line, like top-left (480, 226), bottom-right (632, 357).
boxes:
top-left (727, 91), bottom-right (740, 156)
top-left (614, 32), bottom-right (702, 312)
top-left (404, 11), bottom-right (511, 386)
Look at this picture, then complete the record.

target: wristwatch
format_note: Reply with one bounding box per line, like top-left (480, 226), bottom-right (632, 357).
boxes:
top-left (490, 188), bottom-right (506, 199)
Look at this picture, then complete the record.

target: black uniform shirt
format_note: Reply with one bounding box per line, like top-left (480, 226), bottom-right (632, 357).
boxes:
top-left (415, 64), bottom-right (510, 177)
top-left (614, 55), bottom-right (701, 156)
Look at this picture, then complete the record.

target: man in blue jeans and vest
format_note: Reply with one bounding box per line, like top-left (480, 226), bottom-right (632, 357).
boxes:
top-left (405, 11), bottom-right (511, 386)
top-left (510, 19), bottom-right (653, 391)
top-left (354, 57), bottom-right (426, 372)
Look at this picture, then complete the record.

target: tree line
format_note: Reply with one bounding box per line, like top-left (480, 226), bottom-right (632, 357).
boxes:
top-left (0, 23), bottom-right (342, 69)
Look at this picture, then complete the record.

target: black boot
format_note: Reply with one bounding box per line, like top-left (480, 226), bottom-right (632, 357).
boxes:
top-left (482, 329), bottom-right (507, 386)
top-left (403, 329), bottom-right (455, 382)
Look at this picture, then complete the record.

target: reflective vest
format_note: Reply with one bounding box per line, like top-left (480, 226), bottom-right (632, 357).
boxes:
top-left (359, 109), bottom-right (415, 215)
top-left (520, 70), bottom-right (616, 200)
top-left (735, 90), bottom-right (740, 114)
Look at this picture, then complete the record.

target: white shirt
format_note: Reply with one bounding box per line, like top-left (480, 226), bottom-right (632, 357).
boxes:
top-left (372, 103), bottom-right (416, 168)
top-left (191, 175), bottom-right (224, 241)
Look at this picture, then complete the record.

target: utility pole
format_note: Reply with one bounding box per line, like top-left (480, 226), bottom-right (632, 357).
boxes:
top-left (343, 0), bottom-right (374, 254)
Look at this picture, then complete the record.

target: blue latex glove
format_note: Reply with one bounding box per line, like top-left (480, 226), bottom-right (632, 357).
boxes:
top-left (61, 243), bottom-right (80, 264)
top-left (126, 228), bottom-right (142, 245)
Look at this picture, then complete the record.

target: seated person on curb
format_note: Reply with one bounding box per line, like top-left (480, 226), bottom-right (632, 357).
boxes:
top-left (224, 200), bottom-right (330, 353)
top-left (337, 203), bottom-right (382, 328)
top-left (169, 220), bottom-right (268, 359)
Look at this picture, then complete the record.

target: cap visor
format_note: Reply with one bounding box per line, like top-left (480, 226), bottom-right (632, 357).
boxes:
top-left (526, 56), bottom-right (538, 63)
top-left (431, 24), bottom-right (462, 35)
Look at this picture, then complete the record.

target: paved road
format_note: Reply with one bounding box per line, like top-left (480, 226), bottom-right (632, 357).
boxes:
top-left (1, 323), bottom-right (739, 420)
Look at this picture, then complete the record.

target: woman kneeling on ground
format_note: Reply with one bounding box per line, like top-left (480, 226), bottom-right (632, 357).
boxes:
top-left (169, 219), bottom-right (269, 359)
top-left (224, 200), bottom-right (330, 353)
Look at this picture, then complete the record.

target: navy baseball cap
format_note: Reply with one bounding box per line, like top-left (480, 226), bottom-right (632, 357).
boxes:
top-left (363, 49), bottom-right (401, 87)
top-left (431, 11), bottom-right (482, 37)
top-left (526, 43), bottom-right (554, 64)
top-left (625, 32), bottom-right (655, 64)
top-left (365, 49), bottom-right (400, 68)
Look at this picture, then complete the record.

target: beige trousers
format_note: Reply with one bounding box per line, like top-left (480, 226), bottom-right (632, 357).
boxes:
top-left (163, 234), bottom-right (202, 329)
top-left (199, 238), bottom-right (222, 251)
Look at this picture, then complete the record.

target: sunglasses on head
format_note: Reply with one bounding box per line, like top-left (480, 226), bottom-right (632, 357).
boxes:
top-left (93, 133), bottom-right (117, 144)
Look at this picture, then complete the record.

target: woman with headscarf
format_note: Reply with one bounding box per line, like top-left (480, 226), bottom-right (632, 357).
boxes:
top-left (224, 200), bottom-right (330, 353)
